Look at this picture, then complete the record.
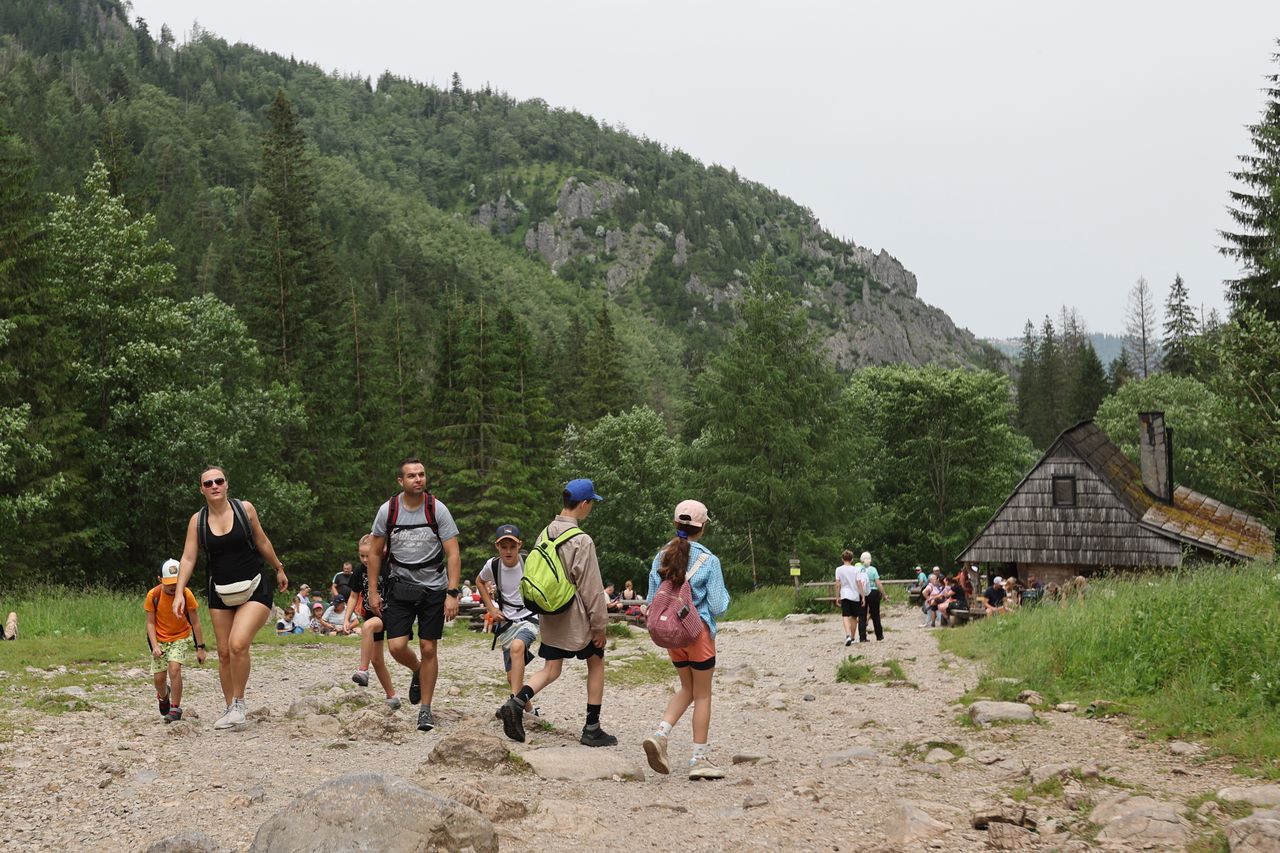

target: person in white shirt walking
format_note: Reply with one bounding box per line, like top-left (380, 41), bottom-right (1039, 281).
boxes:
top-left (834, 550), bottom-right (868, 646)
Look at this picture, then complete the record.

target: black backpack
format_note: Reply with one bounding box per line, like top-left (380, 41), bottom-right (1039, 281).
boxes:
top-left (197, 498), bottom-right (258, 554)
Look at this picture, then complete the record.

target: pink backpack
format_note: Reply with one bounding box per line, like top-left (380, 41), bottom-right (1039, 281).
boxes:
top-left (647, 552), bottom-right (710, 649)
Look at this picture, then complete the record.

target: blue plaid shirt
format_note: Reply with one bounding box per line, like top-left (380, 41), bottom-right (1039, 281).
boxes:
top-left (646, 541), bottom-right (731, 637)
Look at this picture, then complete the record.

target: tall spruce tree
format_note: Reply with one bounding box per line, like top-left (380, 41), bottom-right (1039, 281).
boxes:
top-left (1036, 316), bottom-right (1062, 444)
top-left (1162, 274), bottom-right (1199, 375)
top-left (1067, 343), bottom-right (1109, 422)
top-left (1015, 320), bottom-right (1041, 443)
top-left (582, 303), bottom-right (631, 421)
top-left (1221, 41), bottom-right (1280, 321)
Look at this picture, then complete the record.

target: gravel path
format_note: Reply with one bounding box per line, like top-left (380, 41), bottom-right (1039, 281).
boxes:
top-left (0, 604), bottom-right (1243, 851)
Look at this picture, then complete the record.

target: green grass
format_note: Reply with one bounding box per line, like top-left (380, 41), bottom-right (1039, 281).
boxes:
top-left (605, 653), bottom-right (674, 687)
top-left (836, 654), bottom-right (875, 684)
top-left (939, 563), bottom-right (1280, 777)
top-left (605, 621), bottom-right (634, 638)
top-left (722, 585), bottom-right (800, 621)
top-left (1010, 775), bottom-right (1065, 802)
top-left (1185, 792), bottom-right (1254, 820)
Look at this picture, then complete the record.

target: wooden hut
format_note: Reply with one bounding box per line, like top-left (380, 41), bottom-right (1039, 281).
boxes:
top-left (957, 412), bottom-right (1275, 585)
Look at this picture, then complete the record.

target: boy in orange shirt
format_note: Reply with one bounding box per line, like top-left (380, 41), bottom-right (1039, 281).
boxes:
top-left (146, 559), bottom-right (207, 722)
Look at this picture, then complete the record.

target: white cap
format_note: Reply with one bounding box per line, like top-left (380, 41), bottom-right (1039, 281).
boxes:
top-left (993, 576), bottom-right (1004, 585)
top-left (160, 559), bottom-right (180, 584)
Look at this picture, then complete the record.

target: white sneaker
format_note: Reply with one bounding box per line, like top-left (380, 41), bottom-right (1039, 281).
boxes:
top-left (213, 705), bottom-right (237, 730)
top-left (688, 755), bottom-right (725, 780)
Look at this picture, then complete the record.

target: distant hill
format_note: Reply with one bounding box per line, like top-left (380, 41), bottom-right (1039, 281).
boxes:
top-left (0, 0), bottom-right (1002, 373)
top-left (984, 332), bottom-right (1124, 366)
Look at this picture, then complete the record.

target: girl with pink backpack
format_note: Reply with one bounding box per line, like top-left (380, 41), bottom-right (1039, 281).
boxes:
top-left (641, 500), bottom-right (731, 780)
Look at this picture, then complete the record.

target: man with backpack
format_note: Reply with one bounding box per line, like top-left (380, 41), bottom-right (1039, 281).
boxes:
top-left (365, 457), bottom-right (462, 733)
top-left (476, 524), bottom-right (540, 717)
top-left (494, 479), bottom-right (615, 747)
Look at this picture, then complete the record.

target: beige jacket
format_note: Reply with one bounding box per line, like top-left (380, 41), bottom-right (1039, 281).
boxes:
top-left (538, 514), bottom-right (607, 650)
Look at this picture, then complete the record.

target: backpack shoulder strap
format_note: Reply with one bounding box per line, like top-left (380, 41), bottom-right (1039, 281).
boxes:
top-left (197, 506), bottom-right (209, 553)
top-left (550, 526), bottom-right (584, 547)
top-left (424, 492), bottom-right (441, 541)
top-left (686, 551), bottom-right (711, 583)
top-left (487, 556), bottom-right (503, 609)
top-left (230, 498), bottom-right (258, 554)
top-left (385, 494), bottom-right (400, 562)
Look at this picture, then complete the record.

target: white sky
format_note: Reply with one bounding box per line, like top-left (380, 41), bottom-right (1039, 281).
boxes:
top-left (130, 0), bottom-right (1280, 337)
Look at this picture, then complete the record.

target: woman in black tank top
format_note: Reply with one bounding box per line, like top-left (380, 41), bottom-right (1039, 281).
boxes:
top-left (173, 466), bottom-right (288, 731)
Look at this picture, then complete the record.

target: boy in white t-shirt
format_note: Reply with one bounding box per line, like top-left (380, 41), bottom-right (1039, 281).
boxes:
top-left (834, 549), bottom-right (869, 646)
top-left (476, 524), bottom-right (540, 714)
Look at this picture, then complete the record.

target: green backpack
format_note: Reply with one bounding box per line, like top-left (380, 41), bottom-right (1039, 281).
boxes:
top-left (519, 526), bottom-right (585, 615)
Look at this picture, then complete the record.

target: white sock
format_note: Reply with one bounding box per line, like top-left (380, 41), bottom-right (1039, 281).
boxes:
top-left (692, 741), bottom-right (709, 759)
top-left (655, 721), bottom-right (673, 738)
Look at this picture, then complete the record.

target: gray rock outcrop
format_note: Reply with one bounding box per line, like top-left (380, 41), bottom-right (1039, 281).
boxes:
top-left (249, 772), bottom-right (497, 853)
top-left (1220, 785), bottom-right (1280, 808)
top-left (968, 701), bottom-right (1036, 725)
top-left (1089, 793), bottom-right (1189, 847)
top-left (145, 832), bottom-right (226, 853)
top-left (1227, 807), bottom-right (1280, 852)
top-left (520, 746), bottom-right (646, 781)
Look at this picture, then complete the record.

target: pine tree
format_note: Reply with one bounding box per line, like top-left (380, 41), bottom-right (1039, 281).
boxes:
top-left (581, 302), bottom-right (632, 421)
top-left (1125, 277), bottom-right (1161, 378)
top-left (1036, 316), bottom-right (1062, 444)
top-left (1220, 41), bottom-right (1280, 321)
top-left (1067, 343), bottom-right (1109, 422)
top-left (1162, 274), bottom-right (1199, 375)
top-left (1108, 348), bottom-right (1135, 393)
top-left (1014, 320), bottom-right (1041, 443)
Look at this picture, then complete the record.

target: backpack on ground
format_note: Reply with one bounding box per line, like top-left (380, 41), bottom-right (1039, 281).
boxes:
top-left (519, 527), bottom-right (584, 615)
top-left (647, 552), bottom-right (710, 649)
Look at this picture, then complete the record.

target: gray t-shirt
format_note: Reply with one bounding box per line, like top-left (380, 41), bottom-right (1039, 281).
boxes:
top-left (477, 556), bottom-right (531, 621)
top-left (371, 494), bottom-right (460, 592)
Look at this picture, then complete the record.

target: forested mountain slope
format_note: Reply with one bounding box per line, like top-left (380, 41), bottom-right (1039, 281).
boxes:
top-left (0, 0), bottom-right (998, 373)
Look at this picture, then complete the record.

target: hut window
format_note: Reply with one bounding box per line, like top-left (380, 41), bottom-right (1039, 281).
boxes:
top-left (1052, 476), bottom-right (1077, 506)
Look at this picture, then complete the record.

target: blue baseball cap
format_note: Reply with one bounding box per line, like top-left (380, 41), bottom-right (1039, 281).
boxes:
top-left (564, 478), bottom-right (603, 502)
top-left (495, 524), bottom-right (521, 543)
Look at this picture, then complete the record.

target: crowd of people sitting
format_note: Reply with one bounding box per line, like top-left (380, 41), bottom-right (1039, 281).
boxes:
top-left (912, 566), bottom-right (1050, 627)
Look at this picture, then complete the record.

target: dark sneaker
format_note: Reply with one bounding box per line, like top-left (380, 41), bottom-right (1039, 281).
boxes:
top-left (497, 698), bottom-right (526, 743)
top-left (158, 685), bottom-right (170, 717)
top-left (351, 669), bottom-right (369, 687)
top-left (409, 668), bottom-right (421, 705)
top-left (416, 705), bottom-right (434, 732)
top-left (580, 724), bottom-right (618, 748)
top-left (163, 707), bottom-right (183, 723)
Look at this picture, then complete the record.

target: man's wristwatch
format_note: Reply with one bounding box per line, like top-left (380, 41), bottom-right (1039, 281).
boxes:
top-left (446, 588), bottom-right (461, 598)
top-left (196, 643), bottom-right (206, 650)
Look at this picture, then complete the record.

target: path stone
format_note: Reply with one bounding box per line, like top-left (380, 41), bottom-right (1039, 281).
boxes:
top-left (1220, 785), bottom-right (1280, 808)
top-left (885, 800), bottom-right (951, 845)
top-left (521, 746), bottom-right (646, 781)
top-left (743, 794), bottom-right (770, 809)
top-left (1169, 740), bottom-right (1202, 756)
top-left (819, 747), bottom-right (877, 768)
top-left (1089, 793), bottom-right (1189, 847)
top-left (970, 801), bottom-right (1037, 830)
top-left (987, 822), bottom-right (1038, 850)
top-left (249, 772), bottom-right (496, 853)
top-left (1030, 763), bottom-right (1072, 786)
top-left (923, 747), bottom-right (955, 764)
top-left (452, 782), bottom-right (532, 823)
top-left (341, 705), bottom-right (405, 744)
top-left (969, 701), bottom-right (1036, 725)
top-left (427, 731), bottom-right (510, 770)
top-left (1055, 702), bottom-right (1078, 713)
top-left (299, 713), bottom-right (340, 737)
top-left (145, 831), bottom-right (226, 852)
top-left (1016, 690), bottom-right (1044, 706)
top-left (732, 753), bottom-right (767, 765)
top-left (1227, 807), bottom-right (1280, 852)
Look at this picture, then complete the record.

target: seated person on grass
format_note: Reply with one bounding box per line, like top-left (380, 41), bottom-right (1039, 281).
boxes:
top-left (603, 583), bottom-right (623, 612)
top-left (323, 598), bottom-right (358, 635)
top-left (309, 602), bottom-right (330, 634)
top-left (276, 605), bottom-right (305, 635)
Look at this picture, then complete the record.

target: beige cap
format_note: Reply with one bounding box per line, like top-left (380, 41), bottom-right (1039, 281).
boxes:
top-left (673, 499), bottom-right (709, 528)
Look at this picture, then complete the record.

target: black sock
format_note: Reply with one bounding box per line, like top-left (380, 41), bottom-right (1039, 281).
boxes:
top-left (515, 686), bottom-right (535, 706)
top-left (586, 703), bottom-right (601, 727)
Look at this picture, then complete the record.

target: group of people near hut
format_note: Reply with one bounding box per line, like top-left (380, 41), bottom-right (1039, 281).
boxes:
top-left (145, 458), bottom-right (733, 780)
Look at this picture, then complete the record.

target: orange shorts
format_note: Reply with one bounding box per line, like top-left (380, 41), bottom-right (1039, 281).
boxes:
top-left (667, 624), bottom-right (716, 670)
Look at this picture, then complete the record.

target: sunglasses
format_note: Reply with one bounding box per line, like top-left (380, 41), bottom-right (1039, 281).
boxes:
top-left (202, 477), bottom-right (226, 488)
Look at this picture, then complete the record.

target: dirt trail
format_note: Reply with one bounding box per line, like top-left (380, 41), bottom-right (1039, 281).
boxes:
top-left (0, 604), bottom-right (1243, 851)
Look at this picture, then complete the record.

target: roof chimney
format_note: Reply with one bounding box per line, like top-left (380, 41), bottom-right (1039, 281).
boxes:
top-left (1138, 412), bottom-right (1173, 503)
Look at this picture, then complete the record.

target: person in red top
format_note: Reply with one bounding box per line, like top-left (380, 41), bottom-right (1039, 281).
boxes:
top-left (146, 559), bottom-right (207, 722)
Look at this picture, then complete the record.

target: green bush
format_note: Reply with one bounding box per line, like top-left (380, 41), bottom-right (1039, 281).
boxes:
top-left (940, 563), bottom-right (1280, 776)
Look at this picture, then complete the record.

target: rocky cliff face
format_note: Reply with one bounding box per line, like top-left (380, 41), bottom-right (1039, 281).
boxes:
top-left (487, 176), bottom-right (997, 371)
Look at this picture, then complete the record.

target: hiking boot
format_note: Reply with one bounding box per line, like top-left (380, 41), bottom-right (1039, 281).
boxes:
top-left (158, 685), bottom-right (170, 717)
top-left (687, 756), bottom-right (725, 780)
top-left (409, 668), bottom-right (421, 704)
top-left (385, 695), bottom-right (401, 710)
top-left (163, 707), bottom-right (183, 723)
top-left (416, 705), bottom-right (435, 732)
top-left (351, 669), bottom-right (369, 687)
top-left (580, 724), bottom-right (618, 748)
top-left (497, 697), bottom-right (526, 743)
top-left (642, 735), bottom-right (670, 774)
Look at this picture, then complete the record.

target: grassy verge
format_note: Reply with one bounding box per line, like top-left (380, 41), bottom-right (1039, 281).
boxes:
top-left (939, 563), bottom-right (1280, 777)
top-left (722, 585), bottom-right (798, 621)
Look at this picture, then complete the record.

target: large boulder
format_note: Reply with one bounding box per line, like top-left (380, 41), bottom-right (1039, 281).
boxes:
top-left (1090, 793), bottom-right (1189, 847)
top-left (427, 731), bottom-right (512, 770)
top-left (1220, 785), bottom-right (1280, 808)
top-left (969, 701), bottom-right (1036, 725)
top-left (520, 746), bottom-right (646, 781)
top-left (249, 773), bottom-right (496, 853)
top-left (1227, 807), bottom-right (1280, 853)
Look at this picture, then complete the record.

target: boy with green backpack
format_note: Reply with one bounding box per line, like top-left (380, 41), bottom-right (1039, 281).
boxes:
top-left (495, 479), bottom-right (616, 747)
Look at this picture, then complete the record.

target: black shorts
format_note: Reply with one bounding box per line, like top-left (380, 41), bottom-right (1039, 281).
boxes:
top-left (381, 586), bottom-right (446, 642)
top-left (538, 640), bottom-right (606, 661)
top-left (207, 573), bottom-right (273, 611)
top-left (840, 598), bottom-right (863, 617)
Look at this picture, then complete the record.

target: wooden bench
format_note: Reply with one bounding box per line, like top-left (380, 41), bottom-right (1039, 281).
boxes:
top-left (947, 608), bottom-right (985, 626)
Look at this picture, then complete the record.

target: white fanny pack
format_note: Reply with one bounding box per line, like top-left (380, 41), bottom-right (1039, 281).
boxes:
top-left (215, 575), bottom-right (261, 606)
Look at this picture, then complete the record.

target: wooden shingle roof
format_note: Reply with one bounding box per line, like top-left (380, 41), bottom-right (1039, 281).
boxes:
top-left (1142, 486), bottom-right (1275, 562)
